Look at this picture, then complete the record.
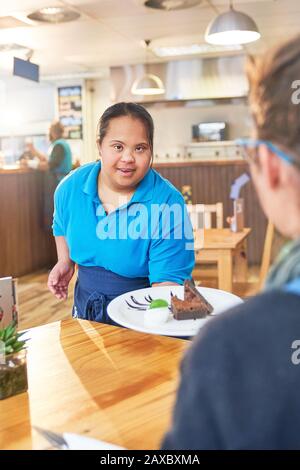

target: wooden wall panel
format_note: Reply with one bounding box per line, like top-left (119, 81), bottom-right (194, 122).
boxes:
top-left (0, 170), bottom-right (56, 277)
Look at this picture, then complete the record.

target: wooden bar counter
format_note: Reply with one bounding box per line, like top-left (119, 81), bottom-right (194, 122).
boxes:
top-left (153, 159), bottom-right (267, 265)
top-left (0, 168), bottom-right (55, 277)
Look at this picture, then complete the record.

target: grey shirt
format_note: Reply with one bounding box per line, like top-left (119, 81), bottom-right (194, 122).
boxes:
top-left (161, 291), bottom-right (300, 450)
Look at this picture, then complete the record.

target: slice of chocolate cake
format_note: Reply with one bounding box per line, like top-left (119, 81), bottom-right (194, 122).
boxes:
top-left (171, 279), bottom-right (213, 321)
top-left (184, 279), bottom-right (213, 314)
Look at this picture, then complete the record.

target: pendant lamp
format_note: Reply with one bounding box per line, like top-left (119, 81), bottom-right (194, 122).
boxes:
top-left (131, 40), bottom-right (165, 96)
top-left (205, 1), bottom-right (261, 46)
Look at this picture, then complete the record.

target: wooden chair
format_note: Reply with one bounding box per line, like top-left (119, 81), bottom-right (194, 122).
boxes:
top-left (187, 203), bottom-right (224, 230)
top-left (188, 203), bottom-right (224, 283)
top-left (233, 221), bottom-right (274, 298)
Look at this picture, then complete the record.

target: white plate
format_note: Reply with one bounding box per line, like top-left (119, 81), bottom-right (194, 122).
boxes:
top-left (107, 286), bottom-right (243, 337)
top-left (63, 433), bottom-right (124, 450)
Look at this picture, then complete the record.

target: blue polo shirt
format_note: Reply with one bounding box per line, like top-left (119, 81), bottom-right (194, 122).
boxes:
top-left (53, 162), bottom-right (194, 285)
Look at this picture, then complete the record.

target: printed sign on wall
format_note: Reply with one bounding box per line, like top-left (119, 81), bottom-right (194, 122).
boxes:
top-left (58, 86), bottom-right (83, 139)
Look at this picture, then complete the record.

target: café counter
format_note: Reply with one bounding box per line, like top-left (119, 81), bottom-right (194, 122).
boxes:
top-left (0, 167), bottom-right (55, 277)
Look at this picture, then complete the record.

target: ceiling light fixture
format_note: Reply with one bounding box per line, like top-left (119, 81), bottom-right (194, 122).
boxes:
top-left (205, 1), bottom-right (261, 46)
top-left (131, 40), bottom-right (165, 96)
top-left (131, 74), bottom-right (165, 95)
top-left (153, 43), bottom-right (242, 57)
top-left (40, 7), bottom-right (63, 15)
top-left (144, 0), bottom-right (202, 10)
top-left (0, 43), bottom-right (31, 55)
top-left (27, 6), bottom-right (80, 23)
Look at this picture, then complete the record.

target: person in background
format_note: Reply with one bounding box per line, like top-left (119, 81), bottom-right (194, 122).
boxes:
top-left (162, 34), bottom-right (300, 450)
top-left (28, 121), bottom-right (72, 231)
top-left (48, 102), bottom-right (194, 324)
top-left (27, 121), bottom-right (72, 180)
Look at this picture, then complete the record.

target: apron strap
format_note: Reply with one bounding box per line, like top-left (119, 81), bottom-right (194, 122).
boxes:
top-left (73, 280), bottom-right (121, 326)
top-left (85, 291), bottom-right (107, 323)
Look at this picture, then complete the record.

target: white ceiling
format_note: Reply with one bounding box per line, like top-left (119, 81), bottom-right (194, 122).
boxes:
top-left (0, 0), bottom-right (299, 77)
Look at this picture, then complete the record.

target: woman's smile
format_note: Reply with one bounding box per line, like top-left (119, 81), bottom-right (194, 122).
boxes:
top-left (116, 167), bottom-right (136, 176)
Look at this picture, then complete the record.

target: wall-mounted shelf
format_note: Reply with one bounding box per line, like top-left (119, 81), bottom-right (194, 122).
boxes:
top-left (184, 140), bottom-right (243, 161)
top-left (139, 97), bottom-right (247, 108)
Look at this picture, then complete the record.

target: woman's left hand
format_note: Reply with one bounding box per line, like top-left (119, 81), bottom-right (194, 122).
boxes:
top-left (48, 260), bottom-right (75, 300)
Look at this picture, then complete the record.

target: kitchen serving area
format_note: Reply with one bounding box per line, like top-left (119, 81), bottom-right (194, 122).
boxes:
top-left (1, 0), bottom-right (300, 458)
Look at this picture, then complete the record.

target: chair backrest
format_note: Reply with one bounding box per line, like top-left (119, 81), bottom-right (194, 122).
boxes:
top-left (258, 221), bottom-right (275, 289)
top-left (187, 203), bottom-right (224, 230)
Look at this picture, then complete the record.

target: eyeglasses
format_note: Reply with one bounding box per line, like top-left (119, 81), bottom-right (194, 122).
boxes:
top-left (235, 138), bottom-right (300, 169)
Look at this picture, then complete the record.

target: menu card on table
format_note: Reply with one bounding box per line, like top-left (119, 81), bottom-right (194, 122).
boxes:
top-left (0, 277), bottom-right (18, 328)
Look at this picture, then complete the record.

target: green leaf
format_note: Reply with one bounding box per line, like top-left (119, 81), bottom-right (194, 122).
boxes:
top-left (5, 336), bottom-right (18, 347)
top-left (3, 324), bottom-right (16, 341)
top-left (13, 343), bottom-right (26, 353)
top-left (149, 299), bottom-right (169, 309)
top-left (11, 340), bottom-right (26, 351)
top-left (16, 331), bottom-right (29, 341)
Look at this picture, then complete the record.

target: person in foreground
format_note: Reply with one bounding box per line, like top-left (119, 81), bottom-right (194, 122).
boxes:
top-left (162, 34), bottom-right (300, 450)
top-left (48, 102), bottom-right (194, 324)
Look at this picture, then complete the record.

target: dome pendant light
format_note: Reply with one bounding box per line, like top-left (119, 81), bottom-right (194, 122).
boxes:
top-left (205, 1), bottom-right (261, 46)
top-left (131, 40), bottom-right (165, 96)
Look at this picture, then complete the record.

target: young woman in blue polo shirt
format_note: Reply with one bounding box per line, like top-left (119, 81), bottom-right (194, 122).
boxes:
top-left (48, 102), bottom-right (194, 324)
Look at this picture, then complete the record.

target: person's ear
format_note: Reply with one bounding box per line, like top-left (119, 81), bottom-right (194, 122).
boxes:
top-left (96, 139), bottom-right (102, 156)
top-left (260, 144), bottom-right (281, 189)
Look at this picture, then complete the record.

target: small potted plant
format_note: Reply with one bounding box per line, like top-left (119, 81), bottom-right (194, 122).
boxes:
top-left (0, 321), bottom-right (28, 400)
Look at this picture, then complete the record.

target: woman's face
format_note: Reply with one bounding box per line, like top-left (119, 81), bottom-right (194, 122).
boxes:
top-left (249, 139), bottom-right (298, 238)
top-left (98, 115), bottom-right (152, 191)
top-left (49, 125), bottom-right (56, 142)
top-left (49, 125), bottom-right (60, 142)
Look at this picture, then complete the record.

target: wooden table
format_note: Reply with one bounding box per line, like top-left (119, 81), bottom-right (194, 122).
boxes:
top-left (194, 228), bottom-right (251, 292)
top-left (0, 319), bottom-right (188, 450)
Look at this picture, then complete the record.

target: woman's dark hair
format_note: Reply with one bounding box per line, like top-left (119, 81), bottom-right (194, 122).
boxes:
top-left (98, 102), bottom-right (154, 154)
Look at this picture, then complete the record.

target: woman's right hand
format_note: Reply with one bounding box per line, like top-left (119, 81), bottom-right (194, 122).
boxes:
top-left (47, 260), bottom-right (75, 300)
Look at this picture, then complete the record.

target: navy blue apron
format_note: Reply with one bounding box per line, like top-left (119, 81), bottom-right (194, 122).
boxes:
top-left (72, 265), bottom-right (150, 325)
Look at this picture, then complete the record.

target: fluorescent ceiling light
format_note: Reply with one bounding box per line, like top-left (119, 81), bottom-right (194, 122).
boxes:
top-left (0, 43), bottom-right (32, 71)
top-left (0, 43), bottom-right (30, 54)
top-left (153, 43), bottom-right (242, 57)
